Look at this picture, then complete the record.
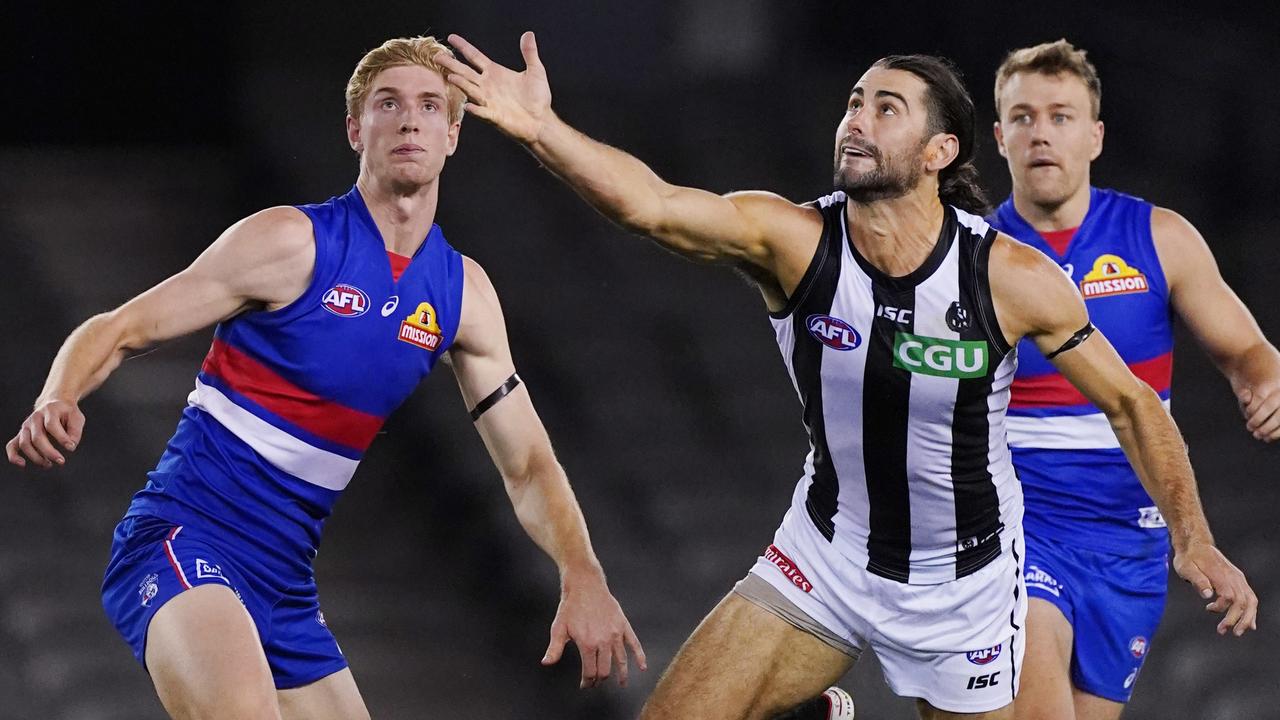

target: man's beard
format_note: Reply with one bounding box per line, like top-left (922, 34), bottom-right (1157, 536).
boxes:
top-left (833, 138), bottom-right (926, 204)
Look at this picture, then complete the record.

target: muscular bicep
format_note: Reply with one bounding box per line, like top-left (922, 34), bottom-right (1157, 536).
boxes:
top-left (1154, 208), bottom-right (1268, 366)
top-left (111, 206), bottom-right (315, 351)
top-left (448, 257), bottom-right (552, 479)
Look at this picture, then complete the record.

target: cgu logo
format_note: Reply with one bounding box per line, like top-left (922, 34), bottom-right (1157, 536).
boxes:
top-left (322, 284), bottom-right (370, 317)
top-left (807, 314), bottom-right (862, 351)
top-left (966, 643), bottom-right (1002, 666)
top-left (893, 333), bottom-right (989, 379)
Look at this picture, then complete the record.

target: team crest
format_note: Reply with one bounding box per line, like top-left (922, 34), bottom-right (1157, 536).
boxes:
top-left (138, 573), bottom-right (159, 607)
top-left (1079, 254), bottom-right (1149, 299)
top-left (398, 301), bottom-right (443, 351)
top-left (322, 284), bottom-right (370, 317)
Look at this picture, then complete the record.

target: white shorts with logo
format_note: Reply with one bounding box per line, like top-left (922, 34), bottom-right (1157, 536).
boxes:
top-left (740, 505), bottom-right (1027, 714)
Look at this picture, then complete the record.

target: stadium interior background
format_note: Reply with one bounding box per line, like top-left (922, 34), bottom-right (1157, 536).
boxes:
top-left (3, 2), bottom-right (1277, 718)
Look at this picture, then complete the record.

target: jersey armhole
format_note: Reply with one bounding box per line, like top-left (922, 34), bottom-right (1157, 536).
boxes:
top-left (973, 228), bottom-right (1014, 358)
top-left (250, 207), bottom-right (330, 326)
top-left (769, 204), bottom-right (833, 320)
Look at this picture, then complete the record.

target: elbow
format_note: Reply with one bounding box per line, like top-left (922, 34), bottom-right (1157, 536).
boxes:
top-left (1109, 382), bottom-right (1179, 437)
top-left (95, 310), bottom-right (149, 358)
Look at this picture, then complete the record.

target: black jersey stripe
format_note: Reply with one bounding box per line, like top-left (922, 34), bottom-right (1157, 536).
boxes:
top-left (862, 279), bottom-right (915, 582)
top-left (790, 201), bottom-right (845, 541)
top-left (953, 215), bottom-right (1006, 578)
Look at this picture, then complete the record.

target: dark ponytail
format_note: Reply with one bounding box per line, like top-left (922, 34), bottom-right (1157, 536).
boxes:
top-left (939, 162), bottom-right (990, 216)
top-left (873, 55), bottom-right (991, 216)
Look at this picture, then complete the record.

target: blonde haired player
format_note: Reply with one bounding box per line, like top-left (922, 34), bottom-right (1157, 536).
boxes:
top-left (8, 35), bottom-right (644, 719)
top-left (987, 39), bottom-right (1274, 720)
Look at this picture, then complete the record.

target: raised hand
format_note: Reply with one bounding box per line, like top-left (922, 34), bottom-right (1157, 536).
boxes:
top-left (1172, 540), bottom-right (1259, 636)
top-left (439, 32), bottom-right (553, 145)
top-left (6, 398), bottom-right (84, 469)
top-left (541, 569), bottom-right (647, 688)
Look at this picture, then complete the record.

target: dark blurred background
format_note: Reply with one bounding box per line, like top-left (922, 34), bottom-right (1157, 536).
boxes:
top-left (2, 2), bottom-right (1277, 718)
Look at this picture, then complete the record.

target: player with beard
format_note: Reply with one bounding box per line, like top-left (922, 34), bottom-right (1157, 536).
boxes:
top-left (987, 40), bottom-right (1275, 720)
top-left (436, 33), bottom-right (1256, 720)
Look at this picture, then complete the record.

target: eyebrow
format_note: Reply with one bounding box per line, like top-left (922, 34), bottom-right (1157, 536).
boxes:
top-left (849, 87), bottom-right (911, 109)
top-left (371, 86), bottom-right (447, 101)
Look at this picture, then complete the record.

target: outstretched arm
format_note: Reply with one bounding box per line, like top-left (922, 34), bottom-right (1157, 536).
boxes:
top-left (436, 32), bottom-right (814, 274)
top-left (447, 256), bottom-right (645, 688)
top-left (992, 236), bottom-right (1257, 636)
top-left (6, 207), bottom-right (315, 469)
top-left (1153, 207), bottom-right (1280, 441)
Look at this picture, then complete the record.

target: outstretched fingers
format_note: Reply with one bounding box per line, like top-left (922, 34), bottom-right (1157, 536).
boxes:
top-left (446, 34), bottom-right (494, 73)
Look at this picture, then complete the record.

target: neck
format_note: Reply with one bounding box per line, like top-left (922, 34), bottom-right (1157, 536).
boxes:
top-left (355, 170), bottom-right (441, 255)
top-left (1012, 179), bottom-right (1090, 232)
top-left (845, 188), bottom-right (945, 277)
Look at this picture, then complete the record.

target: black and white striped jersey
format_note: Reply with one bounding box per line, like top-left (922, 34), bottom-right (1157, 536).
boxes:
top-left (770, 191), bottom-right (1022, 585)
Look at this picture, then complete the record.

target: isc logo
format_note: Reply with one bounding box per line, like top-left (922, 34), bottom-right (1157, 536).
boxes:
top-left (322, 284), bottom-right (370, 317)
top-left (807, 314), bottom-right (862, 351)
top-left (966, 671), bottom-right (1001, 690)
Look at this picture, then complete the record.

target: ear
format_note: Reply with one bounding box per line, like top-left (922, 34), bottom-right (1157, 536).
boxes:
top-left (993, 121), bottom-right (1008, 159)
top-left (346, 114), bottom-right (363, 154)
top-left (445, 117), bottom-right (462, 157)
top-left (925, 133), bottom-right (960, 174)
top-left (1090, 120), bottom-right (1104, 162)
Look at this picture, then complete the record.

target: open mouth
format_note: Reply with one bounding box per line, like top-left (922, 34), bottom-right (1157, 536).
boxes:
top-left (1028, 158), bottom-right (1058, 169)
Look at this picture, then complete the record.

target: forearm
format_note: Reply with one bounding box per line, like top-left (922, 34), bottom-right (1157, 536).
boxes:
top-left (37, 312), bottom-right (134, 405)
top-left (505, 453), bottom-right (604, 582)
top-left (1219, 340), bottom-right (1280, 395)
top-left (1109, 389), bottom-right (1213, 552)
top-left (528, 112), bottom-right (669, 235)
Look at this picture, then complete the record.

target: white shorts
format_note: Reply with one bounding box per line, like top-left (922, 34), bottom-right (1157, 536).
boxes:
top-left (739, 507), bottom-right (1027, 714)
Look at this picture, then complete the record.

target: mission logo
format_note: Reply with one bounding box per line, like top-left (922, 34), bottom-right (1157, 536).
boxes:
top-left (1079, 254), bottom-right (1149, 299)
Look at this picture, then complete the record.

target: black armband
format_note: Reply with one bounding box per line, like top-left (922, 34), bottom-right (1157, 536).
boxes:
top-left (1045, 322), bottom-right (1096, 360)
top-left (469, 373), bottom-right (523, 421)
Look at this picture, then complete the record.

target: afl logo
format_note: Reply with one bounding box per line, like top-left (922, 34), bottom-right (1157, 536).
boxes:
top-left (966, 643), bottom-right (1002, 665)
top-left (322, 284), bottom-right (370, 317)
top-left (807, 314), bottom-right (861, 351)
top-left (1129, 636), bottom-right (1148, 659)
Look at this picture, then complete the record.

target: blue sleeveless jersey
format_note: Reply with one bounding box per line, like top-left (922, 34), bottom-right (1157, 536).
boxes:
top-left (124, 187), bottom-right (465, 577)
top-left (987, 187), bottom-right (1172, 557)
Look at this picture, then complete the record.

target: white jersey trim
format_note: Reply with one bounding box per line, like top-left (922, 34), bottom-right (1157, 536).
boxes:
top-left (1005, 399), bottom-right (1171, 450)
top-left (188, 379), bottom-right (358, 491)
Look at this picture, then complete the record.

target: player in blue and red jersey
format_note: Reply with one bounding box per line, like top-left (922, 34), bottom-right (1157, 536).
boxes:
top-left (6, 35), bottom-right (644, 719)
top-left (987, 40), bottom-right (1279, 720)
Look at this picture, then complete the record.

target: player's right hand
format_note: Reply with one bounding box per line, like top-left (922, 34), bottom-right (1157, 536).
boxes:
top-left (6, 398), bottom-right (84, 469)
top-left (438, 31), bottom-right (552, 146)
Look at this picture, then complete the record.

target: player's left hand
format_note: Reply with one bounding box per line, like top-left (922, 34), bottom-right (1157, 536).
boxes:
top-left (1172, 540), bottom-right (1258, 637)
top-left (1238, 383), bottom-right (1280, 442)
top-left (541, 567), bottom-right (647, 688)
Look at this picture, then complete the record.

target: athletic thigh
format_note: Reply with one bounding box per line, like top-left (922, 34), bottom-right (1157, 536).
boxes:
top-left (640, 593), bottom-right (855, 720)
top-left (1071, 688), bottom-right (1123, 720)
top-left (146, 584), bottom-right (281, 720)
top-left (917, 698), bottom-right (1014, 720)
top-left (1014, 598), bottom-right (1076, 720)
top-left (277, 667), bottom-right (370, 720)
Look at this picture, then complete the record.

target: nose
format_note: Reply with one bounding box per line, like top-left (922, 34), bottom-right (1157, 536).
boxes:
top-left (844, 109), bottom-right (869, 136)
top-left (399, 107), bottom-right (422, 134)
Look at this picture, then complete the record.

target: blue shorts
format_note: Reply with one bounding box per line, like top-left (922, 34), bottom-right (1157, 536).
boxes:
top-left (1022, 532), bottom-right (1167, 703)
top-left (100, 515), bottom-right (347, 689)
